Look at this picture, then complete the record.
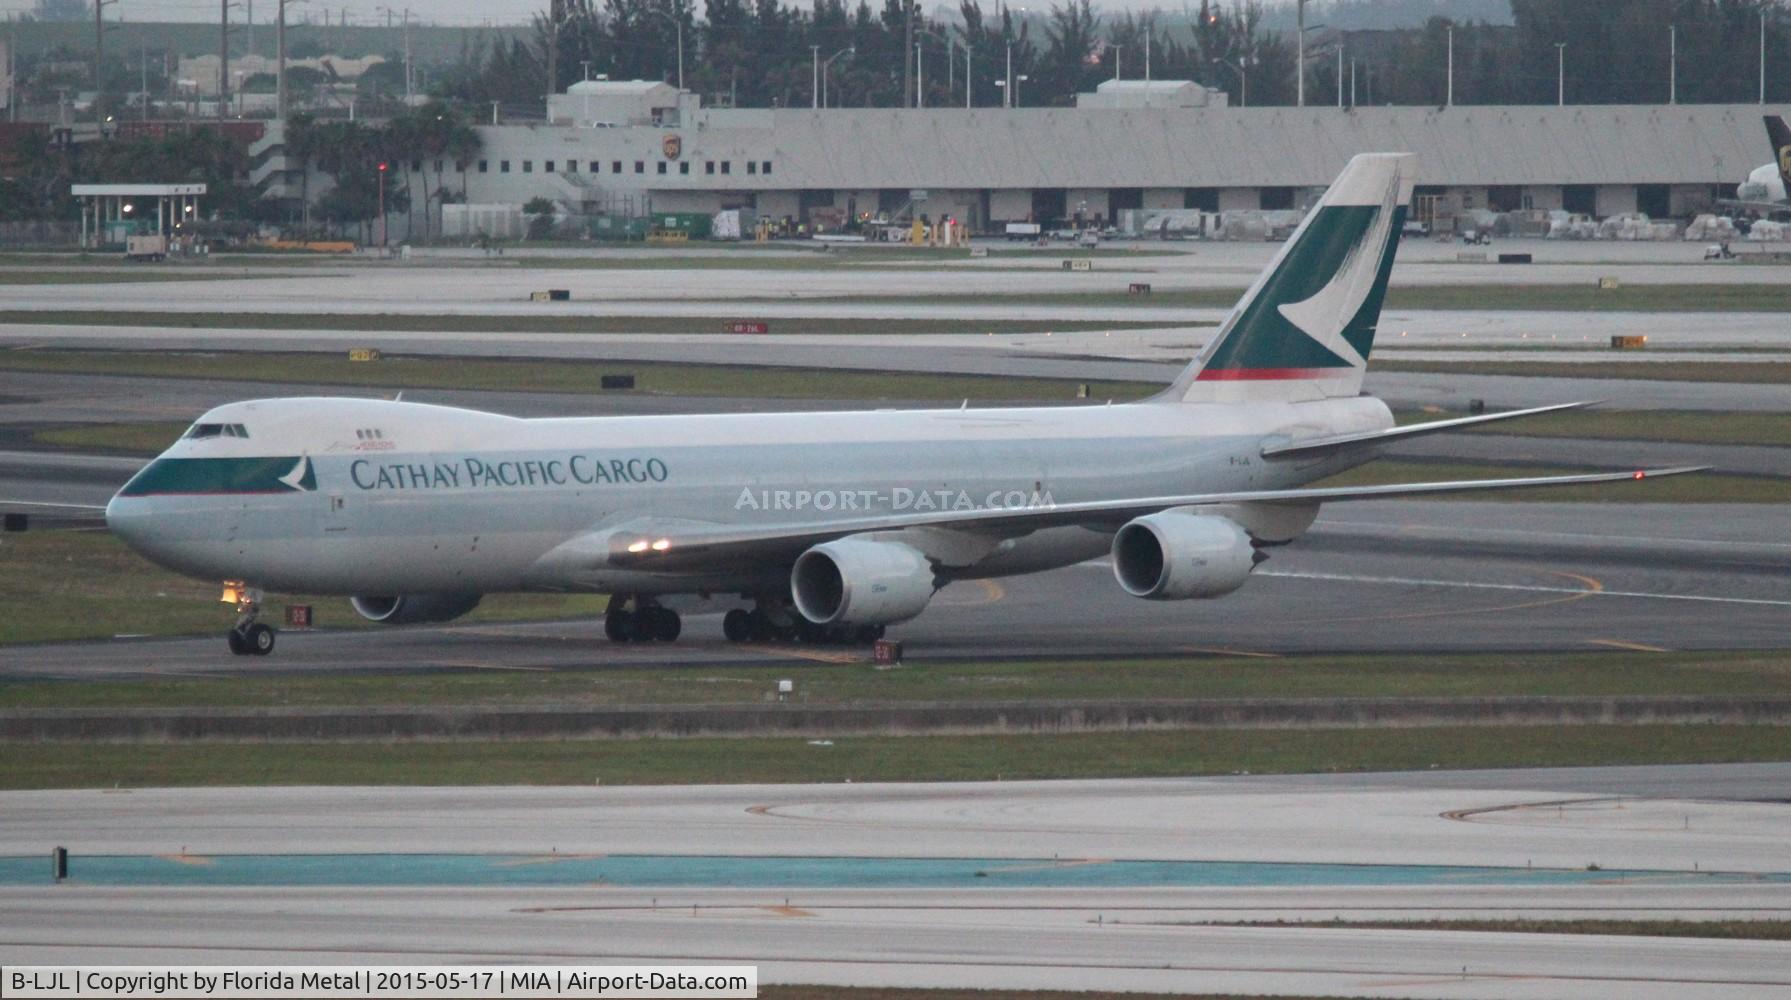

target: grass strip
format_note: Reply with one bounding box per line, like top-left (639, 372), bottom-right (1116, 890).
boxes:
top-left (0, 309), bottom-right (1189, 336)
top-left (0, 350), bottom-right (1158, 404)
top-left (0, 271), bottom-right (263, 285)
top-left (2, 725), bottom-right (1784, 788)
top-left (1315, 460), bottom-right (1784, 503)
top-left (6, 643), bottom-right (1791, 709)
top-left (1196, 918), bottom-right (1791, 941)
top-left (1375, 359), bottom-right (1791, 384)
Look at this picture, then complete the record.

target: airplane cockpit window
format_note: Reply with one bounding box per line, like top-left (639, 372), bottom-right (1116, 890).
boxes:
top-left (223, 424), bottom-right (250, 438)
top-left (184, 423), bottom-right (225, 439)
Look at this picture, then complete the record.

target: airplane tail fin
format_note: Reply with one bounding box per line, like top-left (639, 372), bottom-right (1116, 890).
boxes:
top-left (1768, 114), bottom-right (1791, 190)
top-left (1162, 152), bottom-right (1416, 404)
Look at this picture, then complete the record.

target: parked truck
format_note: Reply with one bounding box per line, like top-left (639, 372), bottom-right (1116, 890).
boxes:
top-left (125, 234), bottom-right (168, 261)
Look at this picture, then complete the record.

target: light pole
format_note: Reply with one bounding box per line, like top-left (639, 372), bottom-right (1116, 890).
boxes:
top-left (999, 2), bottom-right (1026, 109)
top-left (650, 9), bottom-right (685, 91)
top-left (1445, 24), bottom-right (1453, 106)
top-left (811, 45), bottom-right (819, 108)
top-left (377, 6), bottom-right (412, 104)
top-left (821, 47), bottom-right (852, 108)
top-left (376, 159), bottom-right (387, 249)
top-left (1555, 42), bottom-right (1565, 106)
top-left (276, 0), bottom-right (310, 119)
top-left (916, 42), bottom-right (922, 107)
top-left (964, 35), bottom-right (972, 108)
top-left (1669, 24), bottom-right (1677, 104)
top-left (1112, 43), bottom-right (1123, 81)
top-left (94, 0), bottom-right (117, 101)
top-left (1296, 0), bottom-right (1304, 107)
top-left (1761, 9), bottom-right (1768, 104)
top-left (219, 0), bottom-right (242, 121)
top-left (1005, 42), bottom-right (1012, 106)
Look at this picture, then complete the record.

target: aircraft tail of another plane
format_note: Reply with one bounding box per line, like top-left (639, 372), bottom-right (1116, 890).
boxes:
top-left (1162, 152), bottom-right (1416, 404)
top-left (1769, 114), bottom-right (1791, 190)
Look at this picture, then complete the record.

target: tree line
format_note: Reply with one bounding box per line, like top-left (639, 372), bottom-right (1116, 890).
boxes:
top-left (430, 0), bottom-right (1791, 113)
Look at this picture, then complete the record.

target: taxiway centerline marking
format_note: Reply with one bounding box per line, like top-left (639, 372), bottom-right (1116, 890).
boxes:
top-left (1179, 645), bottom-right (1281, 659)
top-left (1587, 639), bottom-right (1672, 653)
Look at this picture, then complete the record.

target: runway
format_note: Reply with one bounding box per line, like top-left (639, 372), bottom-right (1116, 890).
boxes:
top-left (5, 500), bottom-right (1788, 679)
top-left (1, 767), bottom-right (1787, 996)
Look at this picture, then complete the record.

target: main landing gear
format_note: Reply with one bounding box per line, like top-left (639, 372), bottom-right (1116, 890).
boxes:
top-left (721, 602), bottom-right (885, 646)
top-left (223, 583), bottom-right (276, 656)
top-left (601, 594), bottom-right (887, 646)
top-left (604, 594), bottom-right (682, 642)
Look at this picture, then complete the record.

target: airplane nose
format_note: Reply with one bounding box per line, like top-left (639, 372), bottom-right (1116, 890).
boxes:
top-left (105, 493), bottom-right (145, 550)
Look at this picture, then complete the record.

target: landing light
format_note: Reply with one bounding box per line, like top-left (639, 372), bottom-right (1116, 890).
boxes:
top-left (650, 538), bottom-right (671, 551)
top-left (626, 540), bottom-right (650, 553)
top-left (220, 581), bottom-right (245, 604)
top-left (1633, 471), bottom-right (1646, 480)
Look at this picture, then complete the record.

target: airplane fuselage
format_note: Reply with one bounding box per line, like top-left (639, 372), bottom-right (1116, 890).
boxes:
top-left (106, 394), bottom-right (1393, 598)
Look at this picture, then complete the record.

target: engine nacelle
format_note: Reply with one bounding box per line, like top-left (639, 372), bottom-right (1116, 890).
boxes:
top-left (792, 538), bottom-right (936, 626)
top-left (349, 593), bottom-right (484, 625)
top-left (1111, 512), bottom-right (1258, 601)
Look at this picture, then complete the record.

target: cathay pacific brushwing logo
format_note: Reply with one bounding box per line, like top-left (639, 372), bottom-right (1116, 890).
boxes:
top-left (278, 456), bottom-right (316, 492)
top-left (1273, 167), bottom-right (1402, 371)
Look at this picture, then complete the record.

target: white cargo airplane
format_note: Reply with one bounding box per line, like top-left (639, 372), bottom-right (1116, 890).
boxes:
top-left (82, 153), bottom-right (1694, 655)
top-left (1723, 114), bottom-right (1791, 215)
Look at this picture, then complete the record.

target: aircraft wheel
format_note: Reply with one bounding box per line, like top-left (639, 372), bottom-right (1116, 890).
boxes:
top-left (245, 623), bottom-right (276, 655)
top-left (722, 609), bottom-right (751, 642)
top-left (746, 609), bottom-right (774, 642)
top-left (227, 629), bottom-right (248, 655)
top-left (856, 624), bottom-right (886, 644)
top-left (649, 608), bottom-right (682, 642)
top-left (604, 612), bottom-right (636, 643)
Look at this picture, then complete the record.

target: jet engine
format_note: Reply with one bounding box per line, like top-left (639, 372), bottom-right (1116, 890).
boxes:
top-left (1111, 511), bottom-right (1259, 600)
top-left (349, 593), bottom-right (484, 624)
top-left (792, 538), bottom-right (936, 626)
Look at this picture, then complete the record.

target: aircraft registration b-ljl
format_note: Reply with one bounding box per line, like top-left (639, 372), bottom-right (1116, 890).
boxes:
top-left (70, 154), bottom-right (1698, 655)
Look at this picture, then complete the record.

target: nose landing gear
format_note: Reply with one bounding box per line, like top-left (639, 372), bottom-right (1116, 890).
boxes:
top-left (223, 582), bottom-right (276, 656)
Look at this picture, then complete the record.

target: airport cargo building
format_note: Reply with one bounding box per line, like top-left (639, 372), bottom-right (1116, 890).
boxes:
top-left (262, 80), bottom-right (1785, 236)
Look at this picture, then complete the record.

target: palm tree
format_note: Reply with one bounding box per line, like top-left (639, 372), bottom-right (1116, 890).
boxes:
top-left (444, 119), bottom-right (482, 238)
top-left (286, 113), bottom-right (319, 235)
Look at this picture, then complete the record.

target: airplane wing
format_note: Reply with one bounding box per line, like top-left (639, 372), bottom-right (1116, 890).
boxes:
top-left (0, 500), bottom-right (109, 511)
top-left (1259, 401), bottom-right (1595, 459)
top-left (603, 466), bottom-right (1705, 571)
top-left (1715, 197), bottom-right (1790, 214)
